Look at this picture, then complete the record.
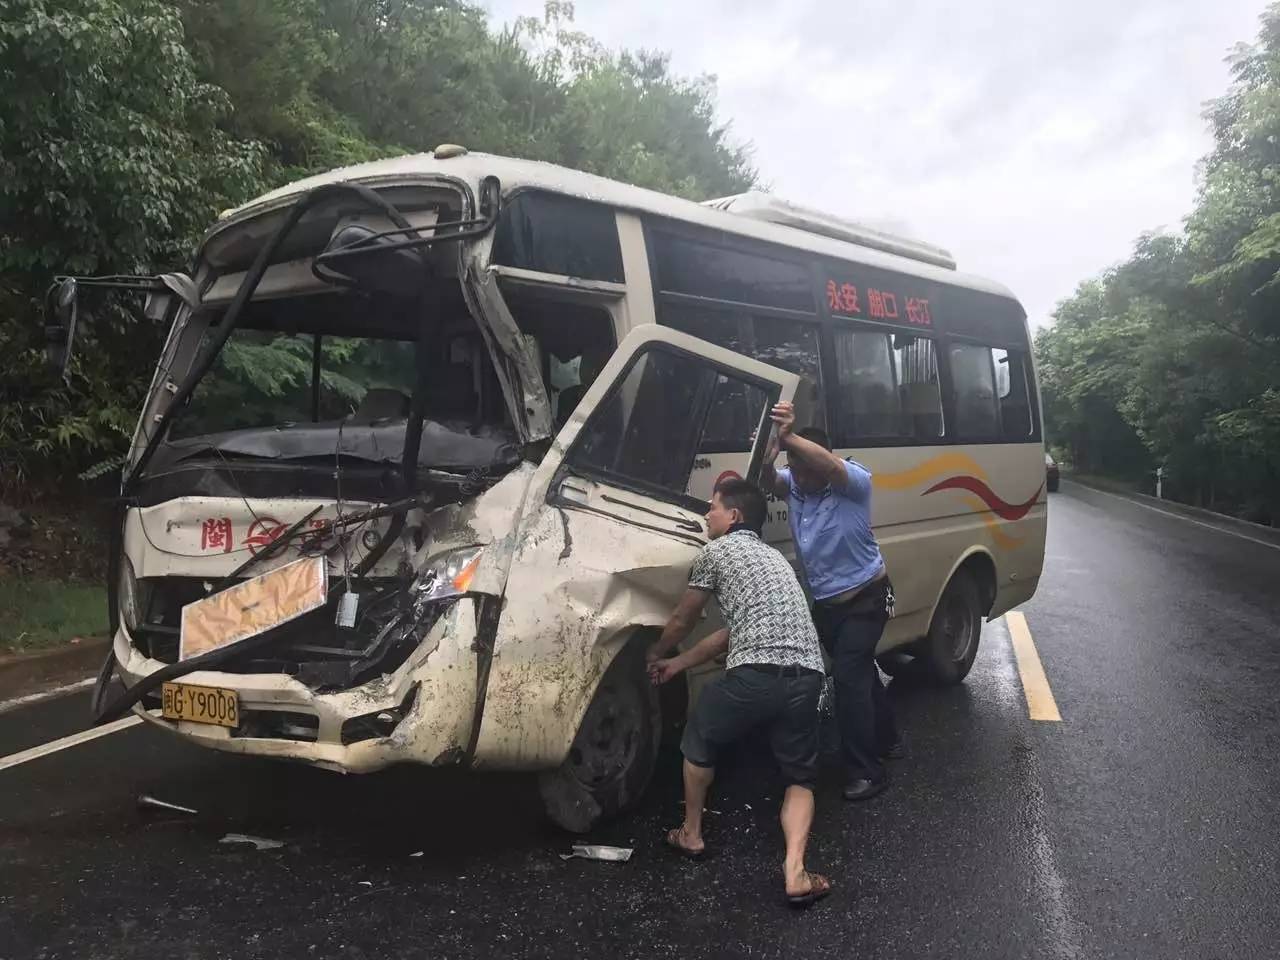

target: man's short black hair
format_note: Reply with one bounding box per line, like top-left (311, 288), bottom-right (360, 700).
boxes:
top-left (714, 477), bottom-right (767, 533)
top-left (796, 426), bottom-right (832, 451)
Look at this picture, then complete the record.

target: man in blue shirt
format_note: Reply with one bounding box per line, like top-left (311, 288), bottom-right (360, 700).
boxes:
top-left (763, 401), bottom-right (901, 801)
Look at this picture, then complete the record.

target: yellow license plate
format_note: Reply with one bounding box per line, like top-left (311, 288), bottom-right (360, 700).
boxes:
top-left (161, 682), bottom-right (240, 728)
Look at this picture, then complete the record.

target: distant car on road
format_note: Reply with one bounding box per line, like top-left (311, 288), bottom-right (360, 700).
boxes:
top-left (1045, 452), bottom-right (1060, 493)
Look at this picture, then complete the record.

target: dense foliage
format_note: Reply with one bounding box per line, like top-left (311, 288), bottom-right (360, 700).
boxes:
top-left (1036, 5), bottom-right (1280, 523)
top-left (0, 0), bottom-right (754, 496)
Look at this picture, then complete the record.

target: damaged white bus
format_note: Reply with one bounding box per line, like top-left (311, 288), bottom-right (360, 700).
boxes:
top-left (47, 149), bottom-right (1046, 831)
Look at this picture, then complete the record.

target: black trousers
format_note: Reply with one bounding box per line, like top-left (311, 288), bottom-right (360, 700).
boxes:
top-left (814, 581), bottom-right (898, 783)
top-left (681, 665), bottom-right (823, 787)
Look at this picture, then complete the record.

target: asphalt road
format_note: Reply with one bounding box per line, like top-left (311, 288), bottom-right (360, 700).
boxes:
top-left (2, 479), bottom-right (1279, 960)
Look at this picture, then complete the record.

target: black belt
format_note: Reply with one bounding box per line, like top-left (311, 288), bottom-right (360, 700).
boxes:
top-left (738, 662), bottom-right (822, 678)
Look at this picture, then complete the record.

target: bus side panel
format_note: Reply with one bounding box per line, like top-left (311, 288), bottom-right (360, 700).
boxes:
top-left (687, 442), bottom-right (1047, 643)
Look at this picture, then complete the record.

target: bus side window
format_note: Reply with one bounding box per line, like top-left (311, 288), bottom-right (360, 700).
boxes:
top-left (829, 330), bottom-right (944, 444)
top-left (894, 335), bottom-right (944, 439)
top-left (658, 305), bottom-right (826, 447)
top-left (501, 290), bottom-right (617, 429)
top-left (550, 344), bottom-right (613, 429)
top-left (571, 349), bottom-right (770, 497)
top-left (830, 329), bottom-right (901, 440)
top-left (948, 342), bottom-right (1000, 439)
top-left (650, 232), bottom-right (814, 312)
top-left (993, 348), bottom-right (1033, 439)
top-left (751, 316), bottom-right (826, 431)
top-left (650, 230), bottom-right (823, 437)
top-left (493, 192), bottom-right (624, 282)
top-left (657, 304), bottom-right (756, 451)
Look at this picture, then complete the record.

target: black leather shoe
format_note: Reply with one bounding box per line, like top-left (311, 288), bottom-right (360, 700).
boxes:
top-left (881, 737), bottom-right (907, 760)
top-left (843, 777), bottom-right (888, 801)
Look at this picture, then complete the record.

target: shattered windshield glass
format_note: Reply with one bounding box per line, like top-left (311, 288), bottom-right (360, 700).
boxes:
top-left (155, 288), bottom-right (520, 476)
top-left (169, 329), bottom-right (420, 440)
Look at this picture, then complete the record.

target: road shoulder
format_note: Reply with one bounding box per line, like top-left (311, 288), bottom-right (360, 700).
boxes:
top-left (0, 638), bottom-right (108, 703)
top-left (1065, 477), bottom-right (1280, 549)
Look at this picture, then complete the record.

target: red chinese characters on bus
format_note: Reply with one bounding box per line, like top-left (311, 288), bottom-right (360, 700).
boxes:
top-left (826, 277), bottom-right (931, 326)
top-left (906, 297), bottom-right (932, 326)
top-left (867, 289), bottom-right (899, 320)
top-left (826, 280), bottom-right (862, 315)
top-left (201, 517), bottom-right (233, 553)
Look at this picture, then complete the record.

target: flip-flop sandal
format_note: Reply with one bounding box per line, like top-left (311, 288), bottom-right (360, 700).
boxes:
top-left (665, 828), bottom-right (706, 860)
top-left (786, 872), bottom-right (833, 907)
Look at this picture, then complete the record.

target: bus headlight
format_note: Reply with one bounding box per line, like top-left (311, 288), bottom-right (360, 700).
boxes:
top-left (417, 546), bottom-right (484, 603)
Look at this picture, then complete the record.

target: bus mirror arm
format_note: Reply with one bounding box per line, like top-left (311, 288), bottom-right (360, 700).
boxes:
top-left (42, 273), bottom-right (195, 382)
top-left (43, 277), bottom-right (79, 382)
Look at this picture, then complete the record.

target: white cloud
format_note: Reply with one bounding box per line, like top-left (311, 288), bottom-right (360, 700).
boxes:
top-left (485, 0), bottom-right (1268, 327)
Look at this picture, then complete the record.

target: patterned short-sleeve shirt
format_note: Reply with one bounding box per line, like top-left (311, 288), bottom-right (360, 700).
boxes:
top-left (688, 529), bottom-right (824, 673)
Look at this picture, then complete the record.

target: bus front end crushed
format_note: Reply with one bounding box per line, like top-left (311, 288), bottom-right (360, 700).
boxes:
top-left (89, 168), bottom-right (554, 774)
top-left (115, 471), bottom-right (534, 774)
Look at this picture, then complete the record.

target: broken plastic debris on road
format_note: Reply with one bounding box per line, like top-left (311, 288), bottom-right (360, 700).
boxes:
top-left (559, 844), bottom-right (633, 862)
top-left (219, 833), bottom-right (284, 851)
top-left (137, 794), bottom-right (198, 815)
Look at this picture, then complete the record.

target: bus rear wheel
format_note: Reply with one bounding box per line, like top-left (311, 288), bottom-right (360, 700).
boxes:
top-left (920, 570), bottom-right (983, 685)
top-left (538, 645), bottom-right (661, 833)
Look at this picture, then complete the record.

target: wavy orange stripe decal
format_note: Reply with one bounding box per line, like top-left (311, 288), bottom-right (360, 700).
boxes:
top-left (923, 476), bottom-right (1043, 521)
top-left (962, 496), bottom-right (1026, 548)
top-left (871, 451), bottom-right (990, 491)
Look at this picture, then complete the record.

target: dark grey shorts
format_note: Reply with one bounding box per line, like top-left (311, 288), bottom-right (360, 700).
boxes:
top-left (680, 665), bottom-right (823, 787)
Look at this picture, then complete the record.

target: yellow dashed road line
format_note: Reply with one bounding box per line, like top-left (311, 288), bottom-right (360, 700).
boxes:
top-left (1005, 611), bottom-right (1062, 722)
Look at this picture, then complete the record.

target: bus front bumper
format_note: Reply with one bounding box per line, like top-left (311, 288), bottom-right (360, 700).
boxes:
top-left (116, 598), bottom-right (488, 775)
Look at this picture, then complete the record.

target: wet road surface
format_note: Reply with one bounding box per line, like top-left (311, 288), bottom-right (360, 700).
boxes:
top-left (2, 479), bottom-right (1278, 959)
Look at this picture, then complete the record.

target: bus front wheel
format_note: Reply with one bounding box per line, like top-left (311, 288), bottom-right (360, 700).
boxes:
top-left (538, 645), bottom-right (661, 833)
top-left (920, 570), bottom-right (983, 685)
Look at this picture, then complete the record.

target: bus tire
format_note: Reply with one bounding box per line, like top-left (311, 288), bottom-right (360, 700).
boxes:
top-left (875, 651), bottom-right (917, 678)
top-left (538, 645), bottom-right (661, 834)
top-left (657, 669), bottom-right (690, 748)
top-left (920, 570), bottom-right (983, 685)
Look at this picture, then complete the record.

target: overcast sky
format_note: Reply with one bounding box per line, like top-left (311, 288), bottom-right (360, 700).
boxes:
top-left (485, 0), bottom-right (1267, 327)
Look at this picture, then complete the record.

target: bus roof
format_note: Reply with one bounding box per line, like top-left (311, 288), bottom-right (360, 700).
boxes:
top-left (216, 150), bottom-right (1022, 307)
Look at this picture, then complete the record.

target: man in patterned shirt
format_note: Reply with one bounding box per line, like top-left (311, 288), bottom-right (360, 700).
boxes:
top-left (647, 478), bottom-right (831, 906)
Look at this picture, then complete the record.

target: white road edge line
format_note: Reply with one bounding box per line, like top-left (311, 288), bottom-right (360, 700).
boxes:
top-left (0, 677), bottom-right (95, 716)
top-left (0, 715), bottom-right (143, 773)
top-left (1072, 481), bottom-right (1280, 553)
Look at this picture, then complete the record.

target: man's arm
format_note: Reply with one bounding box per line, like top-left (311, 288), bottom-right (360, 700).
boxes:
top-left (771, 401), bottom-right (851, 492)
top-left (759, 428), bottom-right (790, 500)
top-left (648, 629), bottom-right (729, 685)
top-left (647, 588), bottom-right (712, 661)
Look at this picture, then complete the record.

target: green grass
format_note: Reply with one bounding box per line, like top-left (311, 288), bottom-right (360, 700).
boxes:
top-left (0, 578), bottom-right (108, 654)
